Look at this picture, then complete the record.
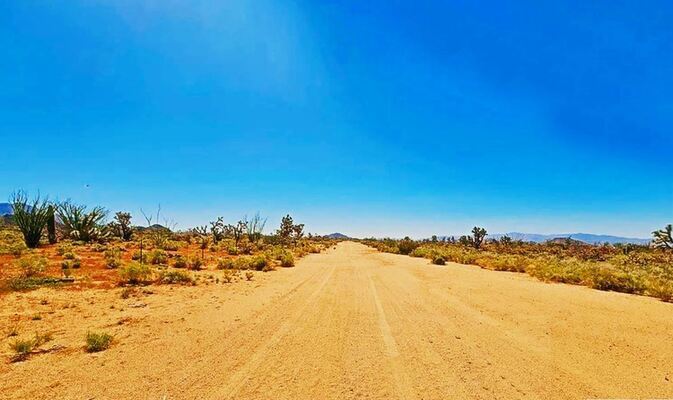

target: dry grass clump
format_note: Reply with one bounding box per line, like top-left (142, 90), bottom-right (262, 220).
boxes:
top-left (10, 332), bottom-right (53, 362)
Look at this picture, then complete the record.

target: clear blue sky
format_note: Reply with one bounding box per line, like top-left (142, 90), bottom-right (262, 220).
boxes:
top-left (1, 1), bottom-right (672, 238)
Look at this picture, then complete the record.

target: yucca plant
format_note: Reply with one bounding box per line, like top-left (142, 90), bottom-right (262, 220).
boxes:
top-left (10, 192), bottom-right (51, 248)
top-left (56, 201), bottom-right (108, 242)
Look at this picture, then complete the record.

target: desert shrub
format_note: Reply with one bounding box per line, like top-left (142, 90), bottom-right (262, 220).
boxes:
top-left (118, 262), bottom-right (152, 284)
top-left (280, 252), bottom-right (295, 268)
top-left (61, 258), bottom-right (81, 270)
top-left (234, 256), bottom-right (251, 270)
top-left (90, 243), bottom-right (107, 252)
top-left (226, 246), bottom-right (239, 255)
top-left (148, 249), bottom-right (168, 265)
top-left (222, 269), bottom-right (238, 283)
top-left (5, 242), bottom-right (27, 258)
top-left (397, 237), bottom-right (418, 255)
top-left (104, 248), bottom-right (122, 269)
top-left (245, 271), bottom-right (254, 281)
top-left (57, 201), bottom-right (108, 243)
top-left (188, 257), bottom-right (204, 271)
top-left (217, 258), bottom-right (235, 270)
top-left (161, 241), bottom-right (180, 251)
top-left (586, 268), bottom-right (646, 294)
top-left (62, 252), bottom-right (76, 260)
top-left (8, 276), bottom-right (62, 291)
top-left (16, 256), bottom-right (48, 277)
top-left (56, 243), bottom-right (72, 256)
top-left (10, 332), bottom-right (53, 362)
top-left (158, 270), bottom-right (193, 285)
top-left (250, 255), bottom-right (268, 271)
top-left (648, 279), bottom-right (673, 302)
top-left (85, 331), bottom-right (113, 352)
top-left (131, 250), bottom-right (147, 263)
top-left (173, 255), bottom-right (188, 269)
top-left (432, 256), bottom-right (446, 265)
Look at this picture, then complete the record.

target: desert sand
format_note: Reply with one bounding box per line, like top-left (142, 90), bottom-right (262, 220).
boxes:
top-left (1, 241), bottom-right (672, 399)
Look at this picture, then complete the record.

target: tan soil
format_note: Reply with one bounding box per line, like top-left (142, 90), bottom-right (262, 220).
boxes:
top-left (1, 241), bottom-right (672, 399)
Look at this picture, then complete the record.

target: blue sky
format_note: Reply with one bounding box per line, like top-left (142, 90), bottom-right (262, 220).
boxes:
top-left (1, 1), bottom-right (672, 238)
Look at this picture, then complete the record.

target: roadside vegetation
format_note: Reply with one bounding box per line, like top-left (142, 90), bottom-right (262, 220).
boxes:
top-left (364, 225), bottom-right (673, 303)
top-left (0, 191), bottom-right (336, 294)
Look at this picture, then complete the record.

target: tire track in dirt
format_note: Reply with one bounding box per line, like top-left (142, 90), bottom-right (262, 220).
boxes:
top-left (209, 263), bottom-right (337, 399)
top-left (367, 275), bottom-right (416, 400)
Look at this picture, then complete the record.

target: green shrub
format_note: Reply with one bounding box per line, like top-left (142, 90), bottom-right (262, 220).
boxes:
top-left (104, 248), bottom-right (122, 269)
top-left (188, 257), bottom-right (204, 271)
top-left (173, 255), bottom-right (188, 269)
top-left (90, 243), bottom-right (107, 252)
top-left (85, 331), bottom-right (113, 352)
top-left (61, 258), bottom-right (81, 270)
top-left (10, 332), bottom-right (53, 362)
top-left (56, 243), bottom-right (72, 256)
top-left (251, 255), bottom-right (269, 271)
top-left (222, 269), bottom-right (238, 283)
top-left (161, 241), bottom-right (180, 251)
top-left (16, 256), bottom-right (48, 277)
top-left (280, 253), bottom-right (295, 268)
top-left (131, 251), bottom-right (147, 263)
top-left (158, 270), bottom-right (193, 285)
top-left (432, 256), bottom-right (446, 265)
top-left (217, 258), bottom-right (235, 270)
top-left (234, 256), bottom-right (252, 270)
top-left (118, 262), bottom-right (152, 284)
top-left (148, 249), bottom-right (168, 265)
top-left (397, 238), bottom-right (418, 255)
top-left (62, 252), bottom-right (76, 260)
top-left (226, 246), bottom-right (238, 255)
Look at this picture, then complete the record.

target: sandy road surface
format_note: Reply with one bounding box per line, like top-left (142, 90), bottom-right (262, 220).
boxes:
top-left (2, 242), bottom-right (673, 399)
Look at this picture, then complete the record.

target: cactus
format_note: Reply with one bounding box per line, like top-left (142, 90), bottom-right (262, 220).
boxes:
top-left (47, 205), bottom-right (57, 244)
top-left (10, 191), bottom-right (51, 248)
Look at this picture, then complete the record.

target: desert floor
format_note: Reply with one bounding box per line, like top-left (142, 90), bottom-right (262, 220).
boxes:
top-left (1, 241), bottom-right (672, 399)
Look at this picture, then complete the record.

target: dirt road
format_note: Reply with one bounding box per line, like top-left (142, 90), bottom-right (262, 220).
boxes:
top-left (2, 242), bottom-right (672, 399)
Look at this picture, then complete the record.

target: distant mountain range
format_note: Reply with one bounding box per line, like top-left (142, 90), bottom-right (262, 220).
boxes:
top-left (0, 203), bottom-right (12, 215)
top-left (488, 232), bottom-right (650, 245)
top-left (325, 232), bottom-right (350, 239)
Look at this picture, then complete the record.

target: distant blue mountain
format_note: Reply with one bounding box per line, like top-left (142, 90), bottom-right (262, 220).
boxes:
top-left (325, 232), bottom-right (350, 239)
top-left (489, 232), bottom-right (650, 245)
top-left (0, 203), bottom-right (12, 216)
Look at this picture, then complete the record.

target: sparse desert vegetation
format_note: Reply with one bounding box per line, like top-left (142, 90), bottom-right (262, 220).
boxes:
top-left (364, 225), bottom-right (673, 302)
top-left (0, 192), bottom-right (333, 296)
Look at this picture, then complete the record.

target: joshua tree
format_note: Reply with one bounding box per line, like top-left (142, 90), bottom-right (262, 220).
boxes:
top-left (470, 226), bottom-right (487, 249)
top-left (277, 214), bottom-right (304, 246)
top-left (210, 217), bottom-right (225, 244)
top-left (10, 192), bottom-right (51, 248)
top-left (111, 212), bottom-right (133, 241)
top-left (652, 224), bottom-right (673, 250)
top-left (499, 235), bottom-right (512, 246)
top-left (225, 220), bottom-right (247, 249)
top-left (192, 225), bottom-right (209, 259)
